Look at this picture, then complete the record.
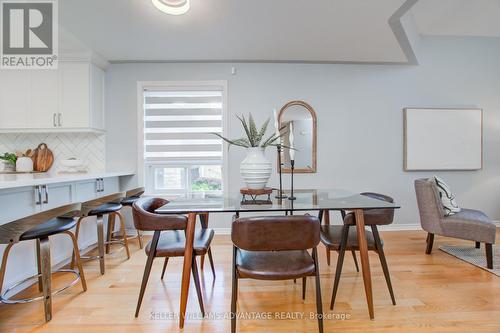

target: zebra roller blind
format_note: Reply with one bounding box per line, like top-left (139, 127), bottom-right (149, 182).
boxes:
top-left (143, 87), bottom-right (224, 165)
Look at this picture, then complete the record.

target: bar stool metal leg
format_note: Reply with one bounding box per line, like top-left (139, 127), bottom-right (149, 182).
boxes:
top-left (64, 231), bottom-right (87, 291)
top-left (39, 237), bottom-right (52, 322)
top-left (115, 211), bottom-right (131, 259)
top-left (96, 215), bottom-right (106, 275)
top-left (0, 243), bottom-right (14, 297)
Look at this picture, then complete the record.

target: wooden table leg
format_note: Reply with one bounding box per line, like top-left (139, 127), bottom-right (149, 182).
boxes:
top-left (353, 209), bottom-right (374, 319)
top-left (179, 212), bottom-right (197, 328)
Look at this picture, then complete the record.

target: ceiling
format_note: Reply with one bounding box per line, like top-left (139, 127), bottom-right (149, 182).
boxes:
top-left (412, 0), bottom-right (500, 37)
top-left (58, 0), bottom-right (500, 64)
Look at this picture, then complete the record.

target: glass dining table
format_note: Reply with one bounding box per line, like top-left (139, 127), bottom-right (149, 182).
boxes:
top-left (155, 189), bottom-right (400, 328)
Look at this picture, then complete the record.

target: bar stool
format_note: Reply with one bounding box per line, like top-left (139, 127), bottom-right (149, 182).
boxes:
top-left (0, 203), bottom-right (87, 322)
top-left (71, 192), bottom-right (129, 275)
top-left (105, 187), bottom-right (145, 254)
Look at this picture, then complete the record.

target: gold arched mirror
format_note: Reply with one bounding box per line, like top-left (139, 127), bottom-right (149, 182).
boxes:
top-left (278, 101), bottom-right (317, 173)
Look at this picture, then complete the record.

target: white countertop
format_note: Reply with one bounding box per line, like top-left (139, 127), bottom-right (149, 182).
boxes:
top-left (0, 171), bottom-right (135, 190)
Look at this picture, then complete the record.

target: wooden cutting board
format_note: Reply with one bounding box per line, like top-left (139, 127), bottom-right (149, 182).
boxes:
top-left (33, 143), bottom-right (54, 172)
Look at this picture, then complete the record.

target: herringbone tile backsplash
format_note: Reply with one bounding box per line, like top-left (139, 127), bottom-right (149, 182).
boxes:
top-left (0, 133), bottom-right (105, 172)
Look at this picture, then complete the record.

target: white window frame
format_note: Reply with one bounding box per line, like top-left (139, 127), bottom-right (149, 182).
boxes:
top-left (137, 81), bottom-right (229, 195)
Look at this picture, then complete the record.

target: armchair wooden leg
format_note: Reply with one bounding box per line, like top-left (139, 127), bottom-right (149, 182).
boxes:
top-left (475, 242), bottom-right (480, 249)
top-left (191, 256), bottom-right (205, 316)
top-left (351, 250), bottom-right (359, 272)
top-left (39, 237), bottom-right (52, 322)
top-left (135, 231), bottom-right (161, 317)
top-left (313, 247), bottom-right (324, 333)
top-left (330, 225), bottom-right (349, 310)
top-left (302, 277), bottom-right (306, 300)
top-left (207, 247), bottom-right (216, 279)
top-left (485, 243), bottom-right (493, 269)
top-left (425, 233), bottom-right (434, 254)
top-left (231, 246), bottom-right (238, 333)
top-left (160, 257), bottom-right (169, 279)
top-left (371, 226), bottom-right (396, 305)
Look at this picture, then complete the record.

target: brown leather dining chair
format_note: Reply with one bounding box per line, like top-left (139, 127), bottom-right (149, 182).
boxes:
top-left (231, 215), bottom-right (323, 333)
top-left (321, 192), bottom-right (396, 310)
top-left (132, 197), bottom-right (215, 318)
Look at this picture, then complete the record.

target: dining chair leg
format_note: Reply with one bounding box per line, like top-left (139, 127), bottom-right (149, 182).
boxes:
top-left (64, 231), bottom-right (87, 291)
top-left (39, 237), bottom-right (52, 322)
top-left (425, 233), bottom-right (434, 254)
top-left (36, 239), bottom-right (43, 292)
top-left (371, 226), bottom-right (395, 305)
top-left (70, 217), bottom-right (83, 269)
top-left (351, 250), bottom-right (359, 272)
top-left (191, 256), bottom-right (205, 316)
top-left (135, 231), bottom-right (161, 317)
top-left (313, 247), bottom-right (323, 333)
top-left (200, 255), bottom-right (205, 270)
top-left (207, 247), bottom-right (216, 279)
top-left (475, 241), bottom-right (480, 249)
top-left (231, 246), bottom-right (238, 333)
top-left (0, 243), bottom-right (14, 297)
top-left (485, 243), bottom-right (493, 269)
top-left (160, 257), bottom-right (169, 279)
top-left (96, 215), bottom-right (106, 275)
top-left (105, 213), bottom-right (116, 254)
top-left (325, 248), bottom-right (331, 266)
top-left (199, 213), bottom-right (209, 270)
top-left (137, 230), bottom-right (144, 249)
top-left (302, 277), bottom-right (306, 300)
top-left (330, 224), bottom-right (349, 310)
top-left (116, 211), bottom-right (131, 260)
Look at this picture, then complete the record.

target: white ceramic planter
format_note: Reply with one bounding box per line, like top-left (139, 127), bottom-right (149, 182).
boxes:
top-left (240, 147), bottom-right (272, 190)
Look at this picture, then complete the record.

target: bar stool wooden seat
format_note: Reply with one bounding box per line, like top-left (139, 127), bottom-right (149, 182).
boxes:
top-left (0, 203), bottom-right (87, 322)
top-left (71, 192), bottom-right (129, 275)
top-left (105, 187), bottom-right (145, 254)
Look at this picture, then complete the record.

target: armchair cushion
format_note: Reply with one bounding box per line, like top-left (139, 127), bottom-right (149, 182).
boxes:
top-left (441, 208), bottom-right (496, 244)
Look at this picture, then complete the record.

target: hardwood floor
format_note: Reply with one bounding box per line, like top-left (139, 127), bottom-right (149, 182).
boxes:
top-left (0, 230), bottom-right (499, 332)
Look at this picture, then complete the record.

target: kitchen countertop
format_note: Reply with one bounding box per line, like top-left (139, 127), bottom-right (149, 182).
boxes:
top-left (0, 171), bottom-right (135, 190)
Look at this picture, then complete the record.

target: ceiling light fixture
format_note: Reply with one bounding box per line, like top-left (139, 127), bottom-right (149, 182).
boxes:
top-left (152, 0), bottom-right (190, 15)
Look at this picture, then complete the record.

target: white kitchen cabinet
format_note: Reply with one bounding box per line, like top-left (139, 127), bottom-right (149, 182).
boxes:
top-left (0, 71), bottom-right (30, 128)
top-left (0, 62), bottom-right (106, 133)
top-left (30, 70), bottom-right (59, 129)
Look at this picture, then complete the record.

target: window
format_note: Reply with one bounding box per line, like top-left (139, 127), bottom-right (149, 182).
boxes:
top-left (141, 83), bottom-right (226, 196)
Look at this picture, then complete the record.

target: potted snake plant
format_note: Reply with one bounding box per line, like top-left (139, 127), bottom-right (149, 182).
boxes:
top-left (213, 114), bottom-right (288, 190)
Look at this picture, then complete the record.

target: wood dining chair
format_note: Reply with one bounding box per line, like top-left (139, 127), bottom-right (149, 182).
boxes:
top-left (320, 192), bottom-right (396, 310)
top-left (132, 197), bottom-right (215, 318)
top-left (231, 215), bottom-right (323, 333)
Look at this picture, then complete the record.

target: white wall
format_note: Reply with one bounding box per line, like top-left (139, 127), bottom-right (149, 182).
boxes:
top-left (106, 37), bottom-right (500, 228)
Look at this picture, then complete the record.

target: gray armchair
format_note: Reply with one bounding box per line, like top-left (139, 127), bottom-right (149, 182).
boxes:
top-left (414, 178), bottom-right (496, 269)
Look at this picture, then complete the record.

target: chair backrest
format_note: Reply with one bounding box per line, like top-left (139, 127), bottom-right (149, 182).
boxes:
top-left (125, 187), bottom-right (145, 198)
top-left (343, 192), bottom-right (395, 226)
top-left (132, 197), bottom-right (187, 231)
top-left (231, 215), bottom-right (320, 251)
top-left (414, 178), bottom-right (445, 234)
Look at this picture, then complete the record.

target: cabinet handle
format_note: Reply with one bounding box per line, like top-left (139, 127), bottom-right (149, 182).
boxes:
top-left (53, 113), bottom-right (57, 127)
top-left (58, 113), bottom-right (62, 127)
top-left (42, 185), bottom-right (49, 204)
top-left (100, 178), bottom-right (104, 193)
top-left (34, 186), bottom-right (42, 205)
top-left (96, 179), bottom-right (100, 192)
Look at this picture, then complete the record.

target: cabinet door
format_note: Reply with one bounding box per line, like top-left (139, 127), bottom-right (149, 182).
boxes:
top-left (74, 179), bottom-right (98, 202)
top-left (30, 70), bottom-right (58, 129)
top-left (90, 65), bottom-right (105, 130)
top-left (0, 70), bottom-right (30, 128)
top-left (0, 187), bottom-right (38, 224)
top-left (42, 183), bottom-right (73, 210)
top-left (58, 63), bottom-right (90, 128)
top-left (101, 177), bottom-right (119, 196)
